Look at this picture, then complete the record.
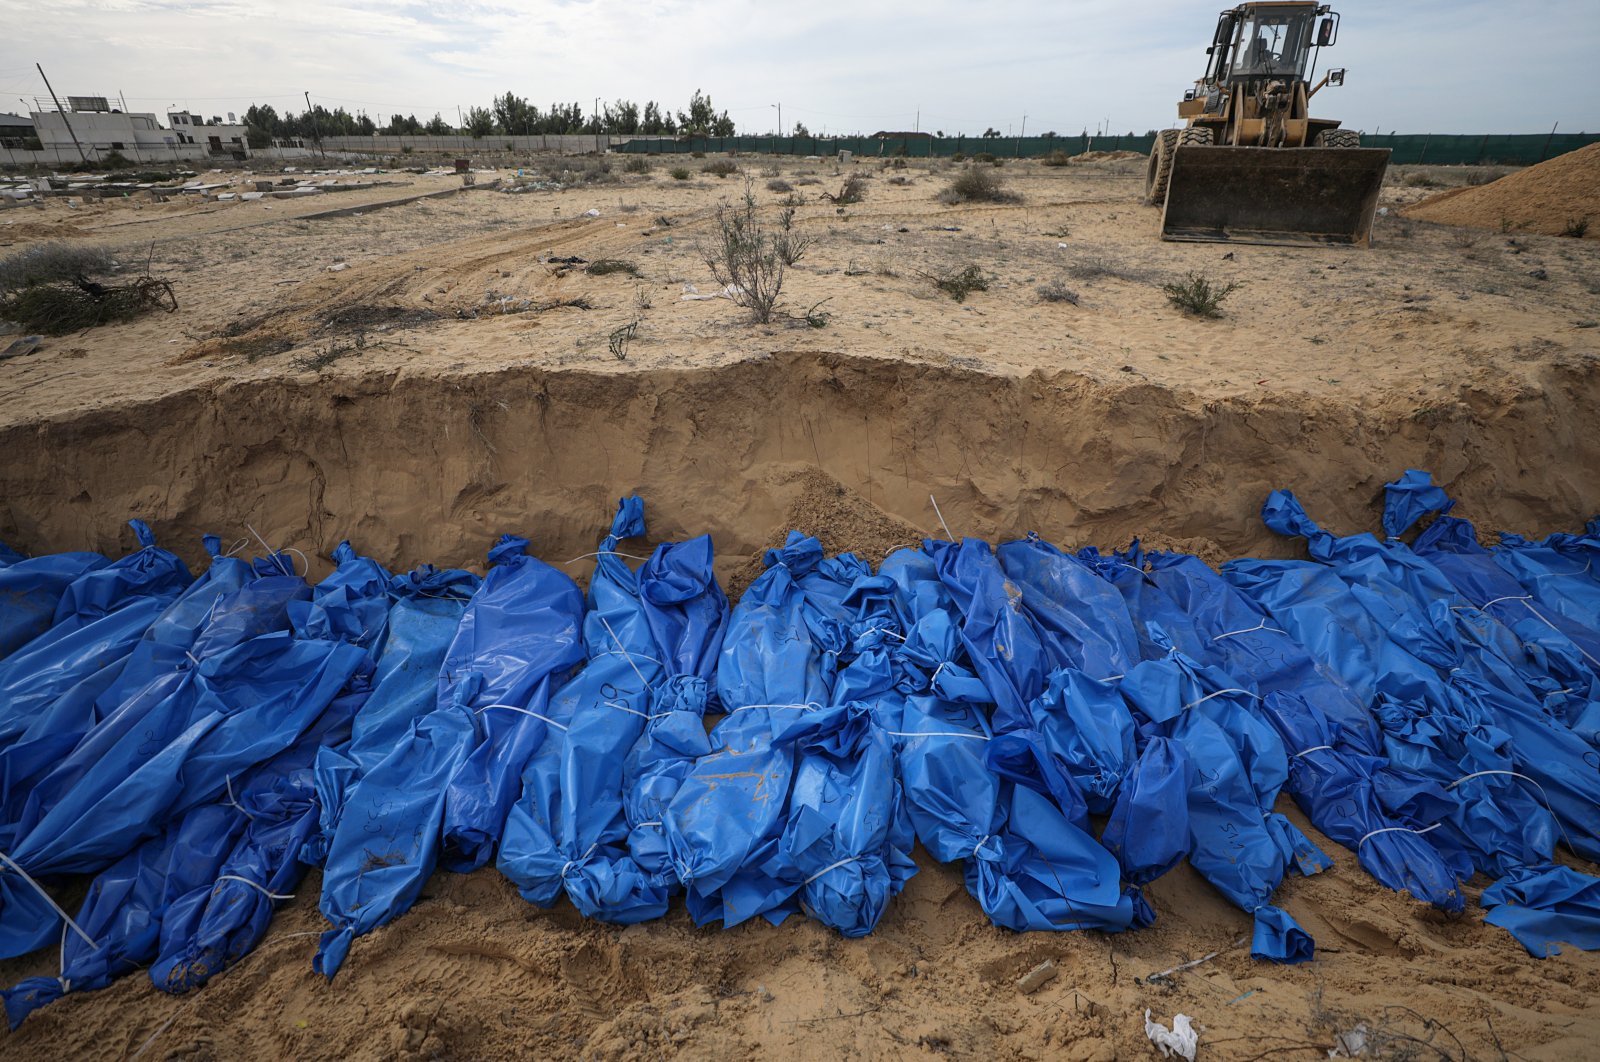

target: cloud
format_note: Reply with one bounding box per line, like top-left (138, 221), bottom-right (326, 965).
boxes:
top-left (1, 0), bottom-right (1594, 133)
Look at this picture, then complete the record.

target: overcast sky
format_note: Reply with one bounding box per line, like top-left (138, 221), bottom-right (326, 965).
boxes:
top-left (2, 0), bottom-right (1595, 135)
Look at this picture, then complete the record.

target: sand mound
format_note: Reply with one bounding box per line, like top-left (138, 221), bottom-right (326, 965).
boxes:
top-left (1405, 142), bottom-right (1599, 236)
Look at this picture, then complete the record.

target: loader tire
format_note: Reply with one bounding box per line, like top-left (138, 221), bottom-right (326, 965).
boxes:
top-left (1178, 127), bottom-right (1215, 147)
top-left (1146, 129), bottom-right (1180, 206)
top-left (1315, 129), bottom-right (1361, 148)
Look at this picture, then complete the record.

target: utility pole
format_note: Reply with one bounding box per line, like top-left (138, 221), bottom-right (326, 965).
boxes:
top-left (1017, 113), bottom-right (1025, 158)
top-left (305, 91), bottom-right (327, 159)
top-left (37, 63), bottom-right (89, 166)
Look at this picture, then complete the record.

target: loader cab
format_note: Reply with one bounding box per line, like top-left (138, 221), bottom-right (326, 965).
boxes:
top-left (1203, 4), bottom-right (1331, 87)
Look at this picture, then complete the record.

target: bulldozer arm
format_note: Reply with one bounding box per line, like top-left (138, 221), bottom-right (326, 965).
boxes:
top-left (1159, 146), bottom-right (1391, 246)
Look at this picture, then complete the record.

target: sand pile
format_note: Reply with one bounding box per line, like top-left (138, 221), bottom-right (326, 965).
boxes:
top-left (1405, 142), bottom-right (1599, 236)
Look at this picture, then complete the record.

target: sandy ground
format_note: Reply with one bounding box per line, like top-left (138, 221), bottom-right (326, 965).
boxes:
top-left (1, 150), bottom-right (1599, 1060)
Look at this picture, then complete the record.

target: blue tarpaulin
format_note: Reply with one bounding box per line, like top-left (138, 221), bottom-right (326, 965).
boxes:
top-left (2, 472), bottom-right (1598, 1022)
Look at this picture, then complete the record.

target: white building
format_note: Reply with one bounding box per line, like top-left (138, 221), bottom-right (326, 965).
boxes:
top-left (1, 97), bottom-right (252, 166)
top-left (165, 111), bottom-right (250, 157)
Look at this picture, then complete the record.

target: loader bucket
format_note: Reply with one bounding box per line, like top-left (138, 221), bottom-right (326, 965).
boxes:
top-left (1159, 146), bottom-right (1391, 246)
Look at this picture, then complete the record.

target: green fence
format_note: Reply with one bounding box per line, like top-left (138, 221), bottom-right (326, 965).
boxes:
top-left (619, 131), bottom-right (1599, 166)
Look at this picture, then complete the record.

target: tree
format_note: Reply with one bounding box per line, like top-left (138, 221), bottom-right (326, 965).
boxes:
top-left (792, 121), bottom-right (810, 137)
top-left (493, 92), bottom-right (536, 136)
top-left (464, 106), bottom-right (494, 138)
top-left (608, 99), bottom-right (640, 134)
top-left (678, 89), bottom-right (734, 136)
top-left (641, 100), bottom-right (673, 134)
top-left (424, 112), bottom-right (451, 135)
top-left (981, 127), bottom-right (1001, 138)
top-left (243, 103), bottom-right (279, 148)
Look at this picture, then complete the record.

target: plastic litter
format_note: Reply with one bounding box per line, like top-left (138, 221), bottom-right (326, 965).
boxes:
top-left (1144, 1009), bottom-right (1200, 1060)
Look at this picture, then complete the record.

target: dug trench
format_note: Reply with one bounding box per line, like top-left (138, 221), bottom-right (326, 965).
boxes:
top-left (3, 350), bottom-right (1600, 1059)
top-left (2, 350), bottom-right (1597, 587)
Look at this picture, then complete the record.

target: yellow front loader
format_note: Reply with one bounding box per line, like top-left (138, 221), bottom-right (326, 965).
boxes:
top-left (1148, 2), bottom-right (1391, 245)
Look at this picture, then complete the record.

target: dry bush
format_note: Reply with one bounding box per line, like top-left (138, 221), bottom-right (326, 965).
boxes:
top-left (701, 159), bottom-right (740, 178)
top-left (822, 174), bottom-right (867, 205)
top-left (0, 242), bottom-right (119, 294)
top-left (1066, 253), bottom-right (1147, 283)
top-left (701, 179), bottom-right (786, 323)
top-left (766, 178), bottom-right (794, 193)
top-left (928, 264), bottom-right (988, 302)
top-left (1162, 271), bottom-right (1241, 318)
top-left (774, 205), bottom-right (814, 266)
top-left (669, 167), bottom-right (691, 180)
top-left (1040, 150), bottom-right (1073, 167)
top-left (937, 166), bottom-right (1021, 205)
top-left (585, 259), bottom-right (642, 277)
top-left (1036, 279), bottom-right (1080, 304)
top-left (623, 156), bottom-right (651, 174)
top-left (2, 276), bottom-right (175, 334)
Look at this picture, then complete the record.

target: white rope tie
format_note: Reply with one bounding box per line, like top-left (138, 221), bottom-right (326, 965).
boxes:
top-left (1292, 745), bottom-right (1335, 759)
top-left (884, 730), bottom-right (990, 740)
top-left (929, 494), bottom-right (954, 541)
top-left (804, 856), bottom-right (860, 886)
top-left (184, 649), bottom-right (202, 668)
top-left (594, 649), bottom-right (666, 668)
top-left (243, 521), bottom-right (300, 575)
top-left (560, 550), bottom-right (651, 565)
top-left (1211, 618), bottom-right (1287, 641)
top-left (223, 775), bottom-right (258, 822)
top-left (474, 703), bottom-right (568, 731)
top-left (1357, 823), bottom-right (1441, 850)
top-left (0, 850), bottom-right (98, 950)
top-left (633, 820), bottom-right (662, 829)
top-left (1454, 595), bottom-right (1600, 669)
top-left (57, 922), bottom-right (71, 993)
top-left (598, 614), bottom-right (652, 690)
top-left (723, 701), bottom-right (821, 715)
top-left (1447, 769), bottom-right (1578, 855)
top-left (220, 538), bottom-right (250, 558)
top-left (1180, 688), bottom-right (1262, 710)
top-left (213, 875), bottom-right (294, 902)
top-left (971, 835), bottom-right (995, 858)
top-left (603, 699), bottom-right (653, 719)
top-left (561, 843), bottom-right (598, 878)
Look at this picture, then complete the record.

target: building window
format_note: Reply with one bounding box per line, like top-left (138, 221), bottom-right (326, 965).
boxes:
top-left (110, 141), bottom-right (124, 150)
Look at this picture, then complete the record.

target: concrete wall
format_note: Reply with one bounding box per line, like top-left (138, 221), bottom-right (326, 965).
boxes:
top-left (319, 133), bottom-right (624, 155)
top-left (0, 141), bottom-right (219, 167)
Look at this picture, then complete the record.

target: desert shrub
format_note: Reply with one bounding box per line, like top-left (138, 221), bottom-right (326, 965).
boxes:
top-left (585, 259), bottom-right (641, 277)
top-left (1465, 168), bottom-right (1503, 186)
top-left (1562, 216), bottom-right (1590, 238)
top-left (1405, 173), bottom-right (1443, 188)
top-left (702, 159), bottom-right (739, 178)
top-left (930, 264), bottom-right (988, 302)
top-left (936, 166), bottom-right (1020, 205)
top-left (2, 276), bottom-right (175, 334)
top-left (760, 165), bottom-right (781, 178)
top-left (887, 157), bottom-right (907, 170)
top-left (1162, 271), bottom-right (1241, 318)
top-left (951, 151), bottom-right (967, 162)
top-left (822, 174), bottom-right (867, 205)
top-left (1065, 253), bottom-right (1146, 282)
top-left (795, 176), bottom-right (821, 186)
top-left (100, 150), bottom-right (131, 169)
top-left (701, 179), bottom-right (786, 323)
top-left (887, 175), bottom-right (911, 186)
top-left (1036, 279), bottom-right (1080, 304)
top-left (401, 144), bottom-right (414, 154)
top-left (691, 150), bottom-right (705, 158)
top-left (774, 205), bottom-right (813, 266)
top-left (623, 156), bottom-right (651, 174)
top-left (1040, 150), bottom-right (1073, 167)
top-left (0, 242), bottom-right (119, 293)
top-left (766, 178), bottom-right (794, 193)
top-left (669, 167), bottom-right (691, 180)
